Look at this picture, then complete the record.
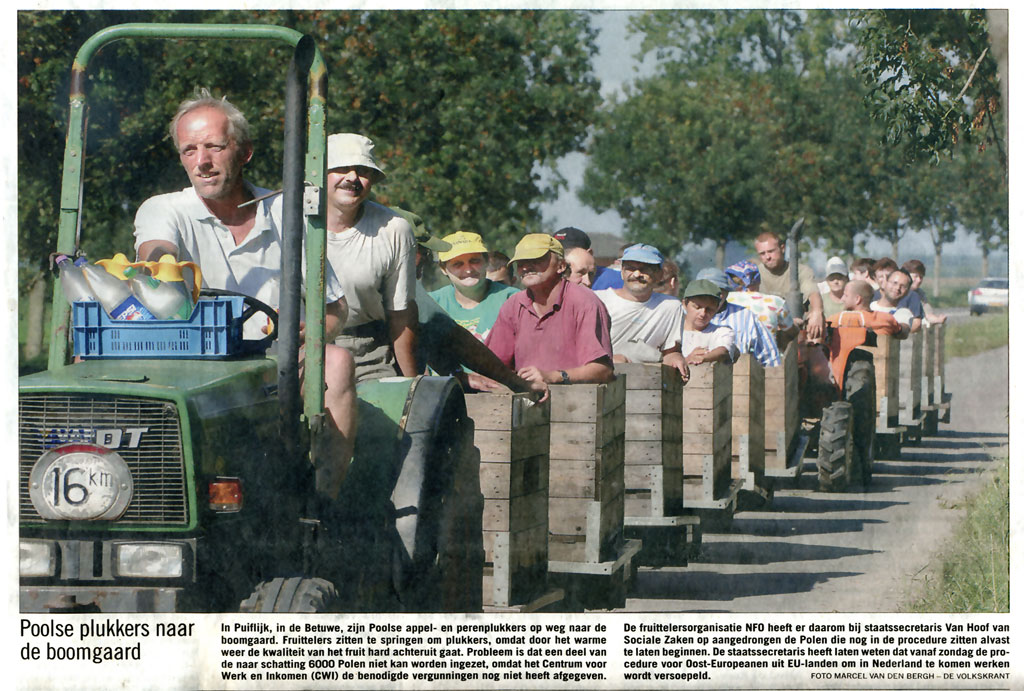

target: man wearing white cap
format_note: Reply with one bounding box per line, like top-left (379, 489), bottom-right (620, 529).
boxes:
top-left (819, 256), bottom-right (850, 319)
top-left (133, 89), bottom-right (356, 500)
top-left (594, 243), bottom-right (689, 380)
top-left (429, 231), bottom-right (519, 342)
top-left (323, 132), bottom-right (419, 382)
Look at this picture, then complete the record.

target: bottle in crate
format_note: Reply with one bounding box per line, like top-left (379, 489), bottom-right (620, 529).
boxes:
top-left (123, 266), bottom-right (193, 320)
top-left (79, 261), bottom-right (155, 321)
top-left (55, 255), bottom-right (96, 304)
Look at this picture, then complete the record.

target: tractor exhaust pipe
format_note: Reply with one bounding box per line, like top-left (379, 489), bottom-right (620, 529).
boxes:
top-left (786, 217), bottom-right (806, 320)
top-left (278, 36), bottom-right (316, 456)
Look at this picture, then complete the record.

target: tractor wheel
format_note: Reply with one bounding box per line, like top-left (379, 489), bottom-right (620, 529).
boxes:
top-left (817, 402), bottom-right (854, 492)
top-left (239, 577), bottom-right (337, 613)
top-left (843, 358), bottom-right (876, 487)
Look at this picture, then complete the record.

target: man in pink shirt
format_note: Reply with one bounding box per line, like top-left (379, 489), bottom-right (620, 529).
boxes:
top-left (486, 233), bottom-right (614, 386)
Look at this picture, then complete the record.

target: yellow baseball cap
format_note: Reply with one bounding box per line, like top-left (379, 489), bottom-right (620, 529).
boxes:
top-left (438, 231), bottom-right (489, 263)
top-left (510, 233), bottom-right (564, 263)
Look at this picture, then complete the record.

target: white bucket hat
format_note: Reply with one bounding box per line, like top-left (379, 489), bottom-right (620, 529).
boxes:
top-left (327, 133), bottom-right (386, 179)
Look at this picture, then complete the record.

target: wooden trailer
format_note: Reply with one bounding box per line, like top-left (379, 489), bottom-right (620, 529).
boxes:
top-left (682, 361), bottom-right (742, 528)
top-left (731, 353), bottom-right (769, 505)
top-left (465, 391), bottom-right (564, 612)
top-left (763, 341), bottom-right (806, 480)
top-left (616, 362), bottom-right (699, 565)
top-left (860, 332), bottom-right (905, 459)
top-left (898, 329), bottom-right (925, 442)
top-left (545, 377), bottom-right (640, 609)
top-left (930, 322), bottom-right (952, 425)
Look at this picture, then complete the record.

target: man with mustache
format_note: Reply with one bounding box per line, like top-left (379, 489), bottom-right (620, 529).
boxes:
top-left (485, 234), bottom-right (614, 386)
top-left (594, 244), bottom-right (689, 381)
top-left (323, 133), bottom-right (419, 381)
top-left (133, 89), bottom-right (356, 500)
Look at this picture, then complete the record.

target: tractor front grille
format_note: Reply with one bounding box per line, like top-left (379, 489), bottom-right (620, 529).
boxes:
top-left (19, 393), bottom-right (189, 525)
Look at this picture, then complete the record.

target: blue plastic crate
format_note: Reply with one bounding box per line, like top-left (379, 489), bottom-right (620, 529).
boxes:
top-left (72, 296), bottom-right (252, 359)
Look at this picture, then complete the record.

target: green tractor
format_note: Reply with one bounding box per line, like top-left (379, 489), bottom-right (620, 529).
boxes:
top-left (19, 24), bottom-right (483, 613)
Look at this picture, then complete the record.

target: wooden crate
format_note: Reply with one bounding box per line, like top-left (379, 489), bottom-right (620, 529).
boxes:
top-left (681, 361), bottom-right (733, 506)
top-left (921, 325), bottom-right (936, 408)
top-left (898, 330), bottom-right (923, 426)
top-left (763, 340), bottom-right (800, 474)
top-left (861, 333), bottom-right (901, 427)
top-left (615, 363), bottom-right (684, 520)
top-left (547, 377), bottom-right (626, 564)
top-left (465, 391), bottom-right (552, 609)
top-left (932, 322), bottom-right (951, 423)
top-left (731, 354), bottom-right (766, 494)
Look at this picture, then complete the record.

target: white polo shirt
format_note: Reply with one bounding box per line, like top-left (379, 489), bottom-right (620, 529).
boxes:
top-left (595, 288), bottom-right (683, 363)
top-left (134, 183), bottom-right (344, 337)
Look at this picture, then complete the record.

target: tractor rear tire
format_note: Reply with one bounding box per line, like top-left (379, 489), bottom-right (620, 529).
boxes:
top-left (843, 358), bottom-right (876, 486)
top-left (239, 577), bottom-right (337, 613)
top-left (817, 402), bottom-right (854, 492)
top-left (390, 377), bottom-right (484, 613)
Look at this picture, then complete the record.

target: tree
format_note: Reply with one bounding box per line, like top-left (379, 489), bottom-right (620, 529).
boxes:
top-left (579, 65), bottom-right (778, 259)
top-left (853, 9), bottom-right (1006, 171)
top-left (953, 143), bottom-right (1007, 277)
top-left (18, 10), bottom-right (600, 355)
top-left (580, 9), bottom-right (883, 258)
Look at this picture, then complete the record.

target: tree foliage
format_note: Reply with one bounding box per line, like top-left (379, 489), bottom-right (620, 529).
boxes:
top-left (17, 9), bottom-right (600, 279)
top-left (852, 9), bottom-right (1006, 169)
top-left (581, 9), bottom-right (884, 259)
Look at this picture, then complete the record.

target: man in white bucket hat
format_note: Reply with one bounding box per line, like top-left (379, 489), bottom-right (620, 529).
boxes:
top-left (323, 133), bottom-right (420, 382)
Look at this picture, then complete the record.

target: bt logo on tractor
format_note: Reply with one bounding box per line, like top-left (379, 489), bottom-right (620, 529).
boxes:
top-left (40, 426), bottom-right (150, 450)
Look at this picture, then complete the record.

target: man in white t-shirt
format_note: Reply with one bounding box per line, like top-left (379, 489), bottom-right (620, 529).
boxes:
top-left (681, 279), bottom-right (735, 365)
top-left (595, 243), bottom-right (689, 381)
top-left (133, 89), bottom-right (356, 500)
top-left (323, 133), bottom-right (419, 382)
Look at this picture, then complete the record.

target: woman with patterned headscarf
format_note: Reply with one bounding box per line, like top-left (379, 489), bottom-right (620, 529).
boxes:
top-left (724, 260), bottom-right (798, 349)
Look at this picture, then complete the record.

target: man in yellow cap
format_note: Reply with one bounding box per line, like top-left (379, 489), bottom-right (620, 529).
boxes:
top-left (485, 234), bottom-right (614, 386)
top-left (429, 231), bottom-right (519, 342)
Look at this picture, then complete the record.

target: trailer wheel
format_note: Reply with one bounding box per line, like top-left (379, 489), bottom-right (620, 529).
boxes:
top-left (239, 577), bottom-right (337, 613)
top-left (817, 402), bottom-right (854, 492)
top-left (843, 358), bottom-right (876, 486)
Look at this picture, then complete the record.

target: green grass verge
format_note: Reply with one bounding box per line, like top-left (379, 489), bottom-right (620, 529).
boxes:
top-left (944, 313), bottom-right (1009, 359)
top-left (908, 456), bottom-right (1009, 613)
top-left (924, 277), bottom-right (976, 308)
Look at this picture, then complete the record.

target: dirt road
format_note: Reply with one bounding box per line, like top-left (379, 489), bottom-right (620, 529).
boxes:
top-left (619, 345), bottom-right (1009, 613)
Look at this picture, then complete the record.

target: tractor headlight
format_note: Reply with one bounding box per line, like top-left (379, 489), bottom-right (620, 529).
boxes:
top-left (115, 542), bottom-right (184, 578)
top-left (20, 540), bottom-right (56, 577)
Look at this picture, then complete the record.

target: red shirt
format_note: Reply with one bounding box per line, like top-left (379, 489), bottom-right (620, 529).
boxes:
top-left (485, 278), bottom-right (613, 371)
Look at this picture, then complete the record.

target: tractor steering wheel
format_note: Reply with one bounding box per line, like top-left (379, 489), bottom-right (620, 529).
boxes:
top-left (199, 288), bottom-right (278, 355)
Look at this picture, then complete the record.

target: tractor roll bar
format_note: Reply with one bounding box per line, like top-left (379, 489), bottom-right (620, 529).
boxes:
top-left (51, 23), bottom-right (329, 429)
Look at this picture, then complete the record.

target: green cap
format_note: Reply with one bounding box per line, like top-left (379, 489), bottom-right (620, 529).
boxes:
top-left (683, 278), bottom-right (723, 300)
top-left (391, 207), bottom-right (451, 252)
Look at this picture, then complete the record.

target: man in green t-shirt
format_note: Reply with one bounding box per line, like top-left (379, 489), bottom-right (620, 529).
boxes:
top-left (820, 256), bottom-right (849, 319)
top-left (429, 231), bottom-right (519, 342)
top-left (753, 230), bottom-right (825, 340)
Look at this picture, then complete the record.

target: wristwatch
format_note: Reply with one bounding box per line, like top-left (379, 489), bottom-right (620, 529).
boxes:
top-left (559, 370), bottom-right (570, 384)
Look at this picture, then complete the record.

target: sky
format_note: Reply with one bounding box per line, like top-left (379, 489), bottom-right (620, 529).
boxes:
top-left (537, 9), bottom-right (1003, 271)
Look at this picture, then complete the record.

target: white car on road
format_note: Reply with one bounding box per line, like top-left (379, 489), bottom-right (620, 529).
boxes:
top-left (968, 277), bottom-right (1009, 315)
